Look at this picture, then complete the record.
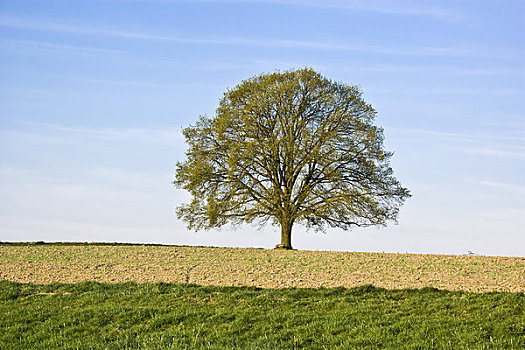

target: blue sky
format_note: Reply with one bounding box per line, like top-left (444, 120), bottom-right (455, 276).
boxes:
top-left (0, 0), bottom-right (524, 256)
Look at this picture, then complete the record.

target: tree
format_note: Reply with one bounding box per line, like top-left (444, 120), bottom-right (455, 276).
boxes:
top-left (174, 68), bottom-right (410, 249)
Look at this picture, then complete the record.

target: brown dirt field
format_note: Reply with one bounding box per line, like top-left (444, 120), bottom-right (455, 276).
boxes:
top-left (1, 244), bottom-right (524, 292)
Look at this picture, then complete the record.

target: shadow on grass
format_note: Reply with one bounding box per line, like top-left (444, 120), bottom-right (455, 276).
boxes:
top-left (1, 280), bottom-right (524, 349)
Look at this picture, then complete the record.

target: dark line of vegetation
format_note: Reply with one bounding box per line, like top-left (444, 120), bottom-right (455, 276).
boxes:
top-left (0, 241), bottom-right (226, 248)
top-left (1, 281), bottom-right (523, 349)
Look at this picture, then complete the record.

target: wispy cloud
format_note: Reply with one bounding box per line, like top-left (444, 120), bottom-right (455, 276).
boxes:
top-left (0, 17), bottom-right (206, 42)
top-left (466, 147), bottom-right (525, 160)
top-left (388, 127), bottom-right (525, 160)
top-left (116, 0), bottom-right (463, 20)
top-left (389, 127), bottom-right (525, 143)
top-left (83, 78), bottom-right (165, 89)
top-left (477, 180), bottom-right (525, 195)
top-left (344, 64), bottom-right (525, 77)
top-left (0, 16), bottom-right (501, 59)
top-left (0, 38), bottom-right (129, 57)
top-left (4, 121), bottom-right (185, 146)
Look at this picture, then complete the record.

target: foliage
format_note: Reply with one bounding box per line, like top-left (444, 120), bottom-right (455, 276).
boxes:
top-left (1, 281), bottom-right (523, 349)
top-left (174, 68), bottom-right (410, 248)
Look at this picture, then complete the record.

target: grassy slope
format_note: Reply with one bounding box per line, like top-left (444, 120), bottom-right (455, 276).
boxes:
top-left (1, 243), bottom-right (524, 349)
top-left (1, 243), bottom-right (524, 292)
top-left (1, 281), bottom-right (524, 349)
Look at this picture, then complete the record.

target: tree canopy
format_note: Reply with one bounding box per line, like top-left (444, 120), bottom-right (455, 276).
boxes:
top-left (174, 68), bottom-right (410, 249)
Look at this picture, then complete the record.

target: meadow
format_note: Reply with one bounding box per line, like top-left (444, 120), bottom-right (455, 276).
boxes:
top-left (1, 243), bottom-right (524, 349)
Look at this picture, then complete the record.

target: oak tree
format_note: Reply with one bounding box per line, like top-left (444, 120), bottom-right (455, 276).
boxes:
top-left (174, 68), bottom-right (410, 249)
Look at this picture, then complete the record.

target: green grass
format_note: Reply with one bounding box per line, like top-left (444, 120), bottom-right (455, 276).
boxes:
top-left (1, 281), bottom-right (523, 349)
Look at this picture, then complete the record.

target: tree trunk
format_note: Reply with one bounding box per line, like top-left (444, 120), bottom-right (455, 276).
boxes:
top-left (279, 219), bottom-right (293, 249)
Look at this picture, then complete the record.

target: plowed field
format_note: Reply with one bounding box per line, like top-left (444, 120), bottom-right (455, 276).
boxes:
top-left (1, 243), bottom-right (523, 292)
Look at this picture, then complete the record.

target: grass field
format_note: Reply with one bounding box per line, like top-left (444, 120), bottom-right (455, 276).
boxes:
top-left (1, 243), bottom-right (524, 349)
top-left (1, 281), bottom-right (524, 349)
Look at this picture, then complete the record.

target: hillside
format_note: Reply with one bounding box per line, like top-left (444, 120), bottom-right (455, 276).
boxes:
top-left (1, 243), bottom-right (523, 292)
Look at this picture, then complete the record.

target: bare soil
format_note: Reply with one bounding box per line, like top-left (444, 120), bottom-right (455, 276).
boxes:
top-left (1, 244), bottom-right (524, 292)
